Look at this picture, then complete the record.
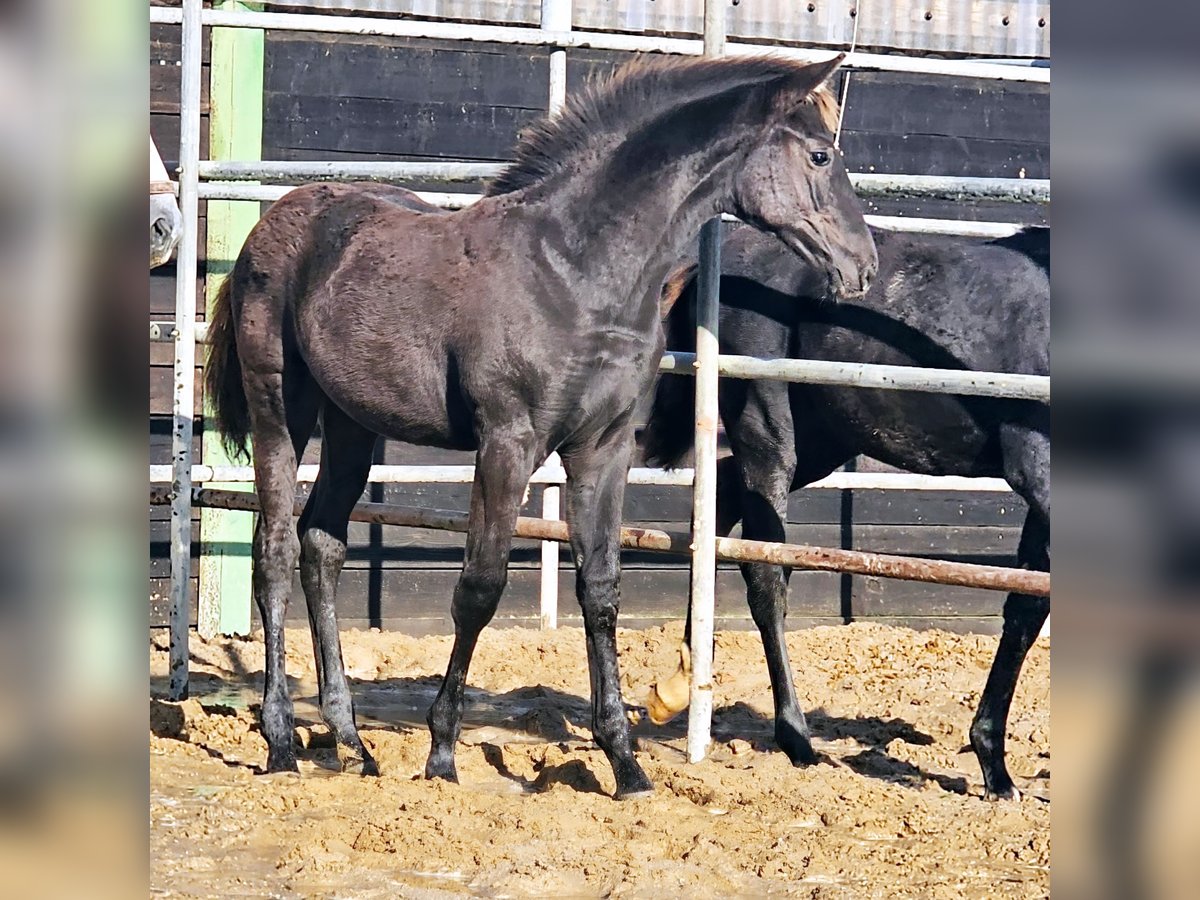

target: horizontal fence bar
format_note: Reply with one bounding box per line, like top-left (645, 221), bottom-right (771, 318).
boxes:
top-left (197, 183), bottom-right (478, 207)
top-left (861, 217), bottom-right (1025, 238)
top-left (195, 183), bottom-right (1029, 238)
top-left (198, 162), bottom-right (1047, 204)
top-left (151, 321), bottom-right (1045, 403)
top-left (198, 160), bottom-right (506, 183)
top-left (150, 486), bottom-right (1049, 596)
top-left (660, 352), bottom-right (1050, 403)
top-left (147, 464), bottom-right (1013, 493)
top-left (850, 173), bottom-right (1048, 204)
top-left (148, 6), bottom-right (1049, 84)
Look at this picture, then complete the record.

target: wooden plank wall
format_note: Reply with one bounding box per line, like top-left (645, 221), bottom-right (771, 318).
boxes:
top-left (149, 26), bottom-right (1048, 635)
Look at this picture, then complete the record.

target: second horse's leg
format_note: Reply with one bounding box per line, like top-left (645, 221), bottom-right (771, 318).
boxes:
top-left (727, 382), bottom-right (817, 766)
top-left (969, 508), bottom-right (1049, 799)
top-left (563, 431), bottom-right (653, 799)
top-left (424, 429), bottom-right (536, 783)
top-left (971, 422), bottom-right (1050, 799)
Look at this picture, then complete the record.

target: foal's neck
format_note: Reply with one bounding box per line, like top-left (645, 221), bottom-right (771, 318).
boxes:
top-left (526, 99), bottom-right (755, 322)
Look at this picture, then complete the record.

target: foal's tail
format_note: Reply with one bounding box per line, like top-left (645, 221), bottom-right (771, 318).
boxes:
top-left (642, 263), bottom-right (699, 469)
top-left (203, 276), bottom-right (251, 461)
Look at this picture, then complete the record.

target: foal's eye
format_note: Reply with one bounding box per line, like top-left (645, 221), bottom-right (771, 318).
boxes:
top-left (810, 150), bottom-right (832, 167)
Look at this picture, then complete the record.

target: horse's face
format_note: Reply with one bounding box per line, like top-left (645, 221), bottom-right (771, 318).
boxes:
top-left (151, 192), bottom-right (184, 269)
top-left (732, 68), bottom-right (877, 301)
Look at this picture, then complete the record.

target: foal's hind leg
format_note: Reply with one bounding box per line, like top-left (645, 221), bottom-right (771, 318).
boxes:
top-left (425, 427), bottom-right (537, 784)
top-left (297, 404), bottom-right (379, 775)
top-left (562, 429), bottom-right (653, 798)
top-left (971, 423), bottom-right (1050, 799)
top-left (243, 369), bottom-right (312, 773)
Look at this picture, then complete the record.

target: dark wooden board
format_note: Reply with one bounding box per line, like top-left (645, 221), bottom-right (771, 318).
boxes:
top-left (264, 32), bottom-right (550, 107)
top-left (148, 565), bottom-right (1006, 631)
top-left (263, 92), bottom-right (542, 160)
top-left (262, 32), bottom-right (548, 162)
top-left (839, 72), bottom-right (1049, 145)
top-left (840, 131), bottom-right (1048, 180)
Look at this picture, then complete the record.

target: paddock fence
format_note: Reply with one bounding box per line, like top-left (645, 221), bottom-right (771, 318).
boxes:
top-left (150, 0), bottom-right (1049, 760)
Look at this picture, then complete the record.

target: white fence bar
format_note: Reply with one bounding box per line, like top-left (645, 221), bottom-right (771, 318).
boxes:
top-left (687, 0), bottom-right (725, 768)
top-left (198, 160), bottom-right (504, 182)
top-left (661, 352), bottom-right (1050, 403)
top-left (196, 184), bottom-right (1035, 238)
top-left (865, 216), bottom-right (1025, 238)
top-left (154, 322), bottom-right (1046, 404)
top-left (198, 174), bottom-right (1045, 205)
top-left (148, 464), bottom-right (1013, 494)
top-left (168, 0), bottom-right (203, 701)
top-left (851, 173), bottom-right (1048, 203)
top-left (148, 5), bottom-right (1049, 84)
top-left (197, 183), bottom-right (480, 207)
top-left (198, 161), bottom-right (1047, 204)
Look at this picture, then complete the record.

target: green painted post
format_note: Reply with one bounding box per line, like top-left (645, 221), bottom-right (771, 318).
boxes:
top-left (200, 1), bottom-right (264, 637)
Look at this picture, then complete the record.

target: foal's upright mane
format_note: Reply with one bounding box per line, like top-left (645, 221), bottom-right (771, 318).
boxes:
top-left (486, 55), bottom-right (840, 197)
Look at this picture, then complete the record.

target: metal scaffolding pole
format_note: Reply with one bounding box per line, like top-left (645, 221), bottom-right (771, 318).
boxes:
top-left (687, 0), bottom-right (726, 766)
top-left (168, 0), bottom-right (203, 700)
top-left (538, 0), bottom-right (571, 630)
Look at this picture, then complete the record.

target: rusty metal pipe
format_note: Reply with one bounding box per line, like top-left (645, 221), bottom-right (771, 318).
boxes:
top-left (151, 487), bottom-right (1050, 597)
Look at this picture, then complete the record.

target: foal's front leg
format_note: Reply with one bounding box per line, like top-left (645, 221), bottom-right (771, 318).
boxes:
top-left (563, 435), bottom-right (654, 799)
top-left (424, 430), bottom-right (536, 783)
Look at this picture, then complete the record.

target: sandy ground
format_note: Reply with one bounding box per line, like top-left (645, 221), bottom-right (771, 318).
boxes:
top-left (150, 623), bottom-right (1049, 898)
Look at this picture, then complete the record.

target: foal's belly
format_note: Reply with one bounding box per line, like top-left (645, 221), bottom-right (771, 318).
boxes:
top-left (301, 335), bottom-right (477, 451)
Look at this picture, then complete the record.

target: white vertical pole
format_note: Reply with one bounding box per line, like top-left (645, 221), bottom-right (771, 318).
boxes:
top-left (538, 0), bottom-right (570, 631)
top-left (169, 0), bottom-right (203, 701)
top-left (687, 0), bottom-right (726, 764)
top-left (539, 464), bottom-right (562, 630)
top-left (542, 0), bottom-right (570, 116)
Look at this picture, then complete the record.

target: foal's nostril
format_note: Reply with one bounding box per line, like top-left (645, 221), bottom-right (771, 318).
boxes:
top-left (152, 217), bottom-right (172, 244)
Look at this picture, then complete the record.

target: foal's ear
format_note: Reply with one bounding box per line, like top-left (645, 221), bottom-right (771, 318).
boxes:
top-left (775, 53), bottom-right (845, 109)
top-left (771, 54), bottom-right (845, 127)
top-left (796, 53), bottom-right (846, 93)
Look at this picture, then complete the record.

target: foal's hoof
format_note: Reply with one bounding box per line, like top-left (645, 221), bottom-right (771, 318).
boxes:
top-left (614, 765), bottom-right (655, 800)
top-left (615, 783), bottom-right (656, 801)
top-left (264, 749), bottom-right (299, 775)
top-left (341, 748), bottom-right (380, 777)
top-left (983, 781), bottom-right (1021, 802)
top-left (424, 756), bottom-right (459, 784)
top-left (777, 727), bottom-right (819, 767)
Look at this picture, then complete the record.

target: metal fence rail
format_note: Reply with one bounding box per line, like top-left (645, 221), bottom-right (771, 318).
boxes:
top-left (148, 5), bottom-right (1050, 84)
top-left (153, 0), bottom-right (1049, 765)
top-left (148, 464), bottom-right (1014, 493)
top-left (197, 160), bottom-right (1049, 205)
top-left (150, 485), bottom-right (1051, 598)
top-left (660, 352), bottom-right (1051, 403)
top-left (151, 318), bottom-right (1048, 403)
top-left (195, 182), bottom-right (1035, 238)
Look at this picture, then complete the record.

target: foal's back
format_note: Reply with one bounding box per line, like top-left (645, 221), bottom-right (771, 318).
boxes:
top-left (230, 182), bottom-right (523, 450)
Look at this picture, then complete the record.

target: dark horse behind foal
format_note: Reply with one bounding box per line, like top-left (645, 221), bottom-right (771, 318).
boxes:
top-left (643, 224), bottom-right (1048, 800)
top-left (204, 54), bottom-right (877, 798)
